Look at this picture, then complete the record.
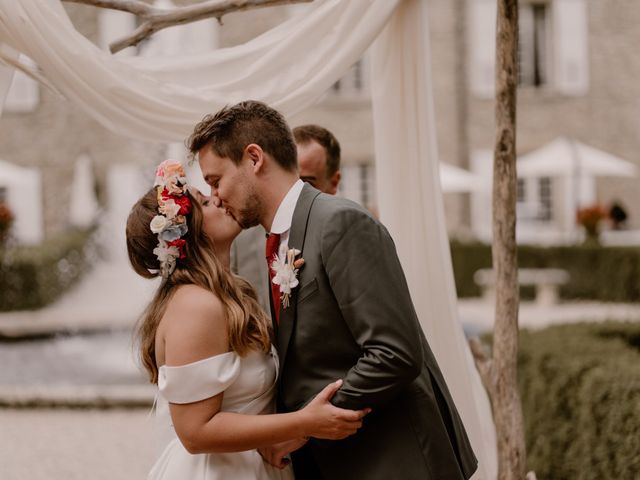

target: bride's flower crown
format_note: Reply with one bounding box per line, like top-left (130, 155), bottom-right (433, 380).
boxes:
top-left (150, 160), bottom-right (192, 277)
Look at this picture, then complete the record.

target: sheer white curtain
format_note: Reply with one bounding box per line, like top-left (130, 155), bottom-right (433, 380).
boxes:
top-left (0, 0), bottom-right (496, 476)
top-left (0, 0), bottom-right (397, 140)
top-left (0, 44), bottom-right (16, 115)
top-left (371, 2), bottom-right (496, 478)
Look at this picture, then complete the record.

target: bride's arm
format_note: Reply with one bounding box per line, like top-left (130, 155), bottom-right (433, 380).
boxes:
top-left (160, 285), bottom-right (366, 455)
top-left (170, 380), bottom-right (356, 454)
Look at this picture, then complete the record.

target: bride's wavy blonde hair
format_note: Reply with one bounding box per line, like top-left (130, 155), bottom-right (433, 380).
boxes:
top-left (126, 188), bottom-right (271, 384)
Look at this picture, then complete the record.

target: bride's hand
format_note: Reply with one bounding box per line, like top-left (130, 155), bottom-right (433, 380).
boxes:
top-left (258, 437), bottom-right (308, 469)
top-left (298, 379), bottom-right (370, 440)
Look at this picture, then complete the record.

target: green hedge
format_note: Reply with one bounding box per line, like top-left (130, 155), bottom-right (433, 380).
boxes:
top-left (450, 241), bottom-right (640, 302)
top-left (0, 229), bottom-right (94, 311)
top-left (518, 322), bottom-right (640, 479)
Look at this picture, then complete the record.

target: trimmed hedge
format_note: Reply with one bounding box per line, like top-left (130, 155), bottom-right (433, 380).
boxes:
top-left (518, 322), bottom-right (640, 479)
top-left (450, 241), bottom-right (640, 302)
top-left (0, 229), bottom-right (94, 311)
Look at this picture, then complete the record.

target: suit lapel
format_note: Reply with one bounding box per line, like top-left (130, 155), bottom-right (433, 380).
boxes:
top-left (276, 184), bottom-right (321, 366)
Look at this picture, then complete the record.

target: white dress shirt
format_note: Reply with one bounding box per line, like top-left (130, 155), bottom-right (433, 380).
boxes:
top-left (269, 179), bottom-right (305, 252)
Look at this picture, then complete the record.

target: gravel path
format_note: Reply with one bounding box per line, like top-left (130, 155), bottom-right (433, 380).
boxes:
top-left (0, 408), bottom-right (156, 480)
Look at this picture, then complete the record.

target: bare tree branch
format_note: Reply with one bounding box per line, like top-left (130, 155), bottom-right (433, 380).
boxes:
top-left (468, 337), bottom-right (494, 395)
top-left (63, 0), bottom-right (313, 53)
top-left (64, 0), bottom-right (152, 16)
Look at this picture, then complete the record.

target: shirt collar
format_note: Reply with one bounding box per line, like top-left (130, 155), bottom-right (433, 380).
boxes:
top-left (270, 179), bottom-right (304, 235)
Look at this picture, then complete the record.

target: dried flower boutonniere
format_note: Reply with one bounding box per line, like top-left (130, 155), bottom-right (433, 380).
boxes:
top-left (270, 244), bottom-right (305, 308)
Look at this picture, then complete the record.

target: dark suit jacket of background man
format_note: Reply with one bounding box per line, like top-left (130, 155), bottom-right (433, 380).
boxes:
top-left (272, 184), bottom-right (478, 480)
top-left (231, 226), bottom-right (271, 313)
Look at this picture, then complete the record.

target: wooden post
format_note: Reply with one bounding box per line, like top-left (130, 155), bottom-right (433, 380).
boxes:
top-left (492, 1), bottom-right (526, 478)
top-left (471, 1), bottom-right (528, 479)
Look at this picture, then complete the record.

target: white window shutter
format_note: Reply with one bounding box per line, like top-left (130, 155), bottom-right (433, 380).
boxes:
top-left (469, 0), bottom-right (497, 98)
top-left (470, 149), bottom-right (493, 242)
top-left (553, 0), bottom-right (589, 95)
top-left (338, 165), bottom-right (362, 205)
top-left (4, 55), bottom-right (39, 113)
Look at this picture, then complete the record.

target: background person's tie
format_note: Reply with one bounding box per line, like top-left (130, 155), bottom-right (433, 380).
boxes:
top-left (265, 232), bottom-right (281, 323)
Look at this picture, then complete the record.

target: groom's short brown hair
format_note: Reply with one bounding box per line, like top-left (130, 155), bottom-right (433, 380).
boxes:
top-left (187, 100), bottom-right (298, 172)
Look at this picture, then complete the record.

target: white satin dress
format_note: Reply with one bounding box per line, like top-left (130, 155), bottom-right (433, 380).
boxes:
top-left (148, 346), bottom-right (294, 480)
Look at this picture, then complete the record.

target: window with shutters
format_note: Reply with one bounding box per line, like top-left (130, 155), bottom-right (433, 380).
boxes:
top-left (469, 0), bottom-right (589, 97)
top-left (518, 2), bottom-right (550, 88)
top-left (338, 163), bottom-right (377, 210)
top-left (538, 176), bottom-right (553, 221)
top-left (330, 58), bottom-right (369, 99)
top-left (3, 56), bottom-right (39, 113)
top-left (516, 176), bottom-right (554, 222)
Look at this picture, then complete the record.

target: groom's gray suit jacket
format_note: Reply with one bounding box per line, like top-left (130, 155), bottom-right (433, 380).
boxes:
top-left (272, 184), bottom-right (477, 480)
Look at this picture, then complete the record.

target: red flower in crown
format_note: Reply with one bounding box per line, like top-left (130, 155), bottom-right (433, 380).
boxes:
top-left (168, 239), bottom-right (187, 259)
top-left (160, 189), bottom-right (192, 215)
top-left (174, 196), bottom-right (192, 216)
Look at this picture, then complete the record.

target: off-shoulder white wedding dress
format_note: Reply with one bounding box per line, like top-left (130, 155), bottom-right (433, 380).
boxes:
top-left (148, 346), bottom-right (294, 480)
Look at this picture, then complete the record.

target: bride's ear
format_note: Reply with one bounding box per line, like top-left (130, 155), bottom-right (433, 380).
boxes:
top-left (245, 144), bottom-right (265, 173)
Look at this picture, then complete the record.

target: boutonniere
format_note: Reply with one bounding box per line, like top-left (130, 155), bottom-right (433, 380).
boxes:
top-left (270, 244), bottom-right (305, 308)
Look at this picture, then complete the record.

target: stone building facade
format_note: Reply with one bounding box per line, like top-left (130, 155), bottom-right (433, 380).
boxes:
top-left (438, 0), bottom-right (640, 242)
top-left (1, 0), bottom-right (638, 244)
top-left (0, 5), bottom-right (164, 242)
top-left (280, 0), bottom-right (640, 243)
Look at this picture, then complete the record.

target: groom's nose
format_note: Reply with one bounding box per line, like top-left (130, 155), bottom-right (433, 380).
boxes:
top-left (211, 195), bottom-right (222, 208)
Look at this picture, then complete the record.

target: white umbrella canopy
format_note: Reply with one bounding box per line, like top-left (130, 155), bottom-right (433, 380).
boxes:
top-left (439, 162), bottom-right (483, 193)
top-left (517, 136), bottom-right (638, 178)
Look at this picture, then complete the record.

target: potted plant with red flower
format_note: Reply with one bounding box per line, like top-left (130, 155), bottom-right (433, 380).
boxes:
top-left (0, 203), bottom-right (13, 246)
top-left (576, 204), bottom-right (607, 245)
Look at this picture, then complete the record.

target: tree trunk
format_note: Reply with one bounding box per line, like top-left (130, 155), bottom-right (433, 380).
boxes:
top-left (492, 1), bottom-right (526, 479)
top-left (471, 1), bottom-right (528, 479)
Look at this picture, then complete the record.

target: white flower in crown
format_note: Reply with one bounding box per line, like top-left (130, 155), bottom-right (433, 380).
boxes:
top-left (270, 244), bottom-right (305, 308)
top-left (153, 242), bottom-right (180, 276)
top-left (159, 199), bottom-right (181, 220)
top-left (150, 215), bottom-right (169, 234)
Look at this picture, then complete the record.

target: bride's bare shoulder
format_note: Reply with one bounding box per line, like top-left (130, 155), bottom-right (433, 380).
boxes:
top-left (160, 285), bottom-right (228, 365)
top-left (171, 284), bottom-right (222, 310)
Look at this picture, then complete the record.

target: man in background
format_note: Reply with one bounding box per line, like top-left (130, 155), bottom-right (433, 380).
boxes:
top-left (231, 124), bottom-right (342, 309)
top-left (293, 124), bottom-right (341, 195)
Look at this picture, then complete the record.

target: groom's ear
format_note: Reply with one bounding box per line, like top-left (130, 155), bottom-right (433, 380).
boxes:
top-left (245, 144), bottom-right (265, 174)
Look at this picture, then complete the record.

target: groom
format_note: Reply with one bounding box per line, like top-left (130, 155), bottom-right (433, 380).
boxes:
top-left (188, 101), bottom-right (477, 480)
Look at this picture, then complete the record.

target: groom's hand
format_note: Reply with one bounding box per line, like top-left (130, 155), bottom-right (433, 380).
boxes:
top-left (300, 379), bottom-right (371, 440)
top-left (258, 437), bottom-right (308, 469)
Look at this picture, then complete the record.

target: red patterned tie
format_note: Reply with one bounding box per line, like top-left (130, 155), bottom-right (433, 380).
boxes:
top-left (265, 232), bottom-right (281, 323)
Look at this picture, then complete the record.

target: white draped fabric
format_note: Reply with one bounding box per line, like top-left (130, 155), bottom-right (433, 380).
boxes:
top-left (371, 2), bottom-right (496, 478)
top-left (0, 0), bottom-right (398, 140)
top-left (0, 0), bottom-right (496, 477)
top-left (0, 43), bottom-right (16, 115)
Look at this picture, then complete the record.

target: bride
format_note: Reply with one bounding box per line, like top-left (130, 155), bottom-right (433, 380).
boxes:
top-left (126, 160), bottom-right (366, 480)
